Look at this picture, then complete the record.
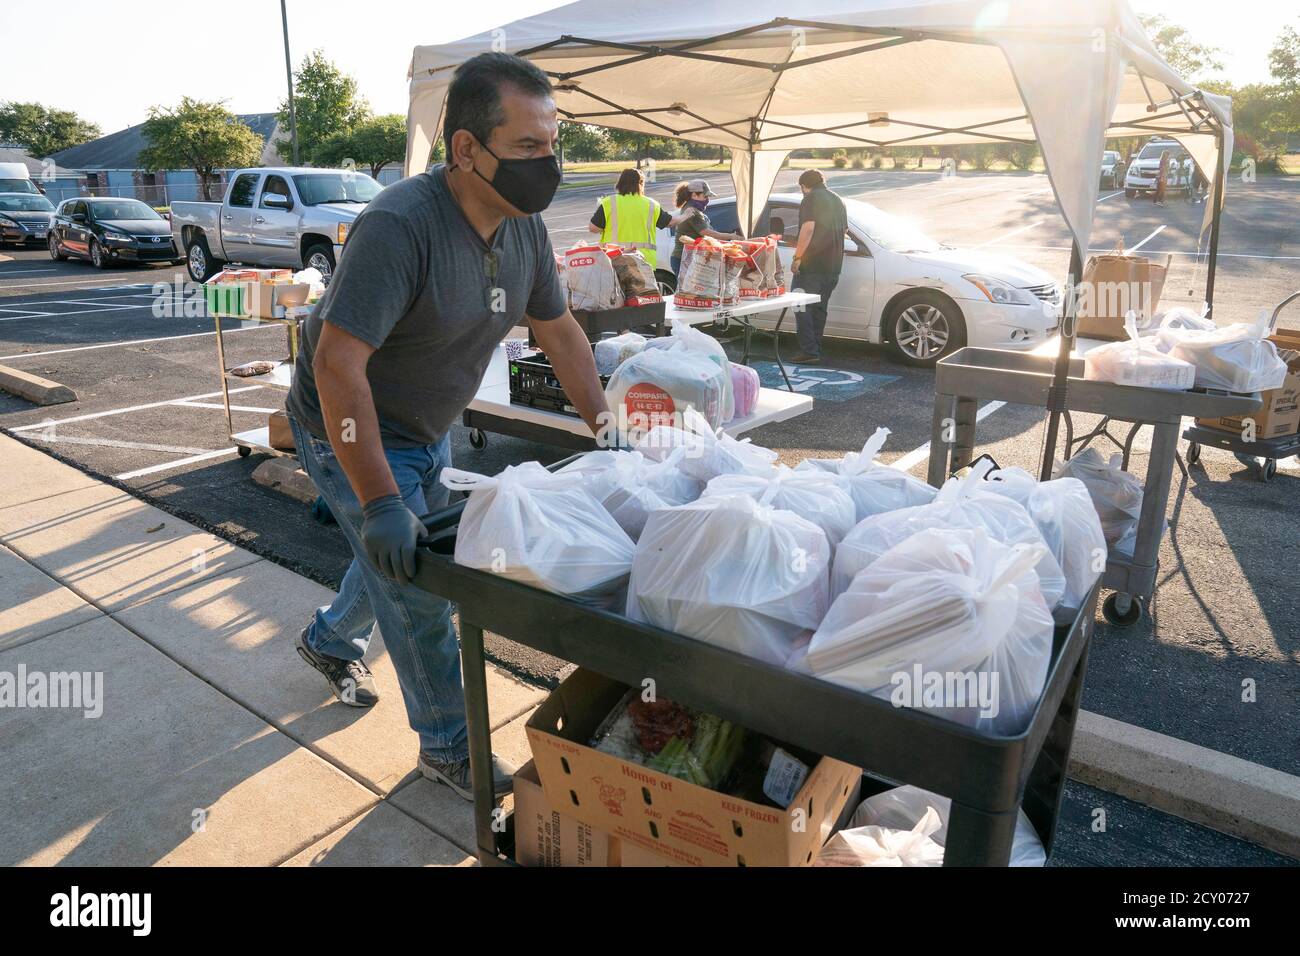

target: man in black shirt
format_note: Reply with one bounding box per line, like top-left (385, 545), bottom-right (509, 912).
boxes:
top-left (790, 169), bottom-right (848, 363)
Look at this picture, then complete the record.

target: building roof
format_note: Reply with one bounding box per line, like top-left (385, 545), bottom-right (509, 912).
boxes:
top-left (50, 113), bottom-right (282, 170)
top-left (0, 147), bottom-right (80, 179)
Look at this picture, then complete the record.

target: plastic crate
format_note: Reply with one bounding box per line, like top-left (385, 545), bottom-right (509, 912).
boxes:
top-left (204, 281), bottom-right (247, 317)
top-left (509, 349), bottom-right (610, 417)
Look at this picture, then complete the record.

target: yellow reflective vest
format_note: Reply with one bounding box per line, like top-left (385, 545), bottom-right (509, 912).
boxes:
top-left (599, 193), bottom-right (661, 269)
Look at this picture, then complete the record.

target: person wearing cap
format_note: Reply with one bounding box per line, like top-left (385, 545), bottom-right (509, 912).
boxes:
top-left (587, 168), bottom-right (682, 269)
top-left (670, 179), bottom-right (740, 275)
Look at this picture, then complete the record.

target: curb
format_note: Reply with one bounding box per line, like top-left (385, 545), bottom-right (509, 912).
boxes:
top-left (251, 457), bottom-right (317, 504)
top-left (0, 363), bottom-right (76, 405)
top-left (1069, 710), bottom-right (1300, 860)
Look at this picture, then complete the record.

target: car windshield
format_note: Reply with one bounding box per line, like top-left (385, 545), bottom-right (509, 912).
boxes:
top-left (1103, 152), bottom-right (1120, 163)
top-left (845, 199), bottom-right (942, 253)
top-left (1137, 144), bottom-right (1182, 161)
top-left (0, 178), bottom-right (40, 195)
top-left (88, 200), bottom-right (161, 221)
top-left (0, 195), bottom-right (54, 212)
top-left (292, 173), bottom-right (381, 206)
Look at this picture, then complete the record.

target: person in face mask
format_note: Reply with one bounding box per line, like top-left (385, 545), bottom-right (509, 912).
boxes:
top-left (670, 179), bottom-right (739, 275)
top-left (284, 52), bottom-right (609, 802)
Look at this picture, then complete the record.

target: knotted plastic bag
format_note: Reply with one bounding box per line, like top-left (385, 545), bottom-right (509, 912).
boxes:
top-left (636, 407), bottom-right (778, 482)
top-left (605, 344), bottom-right (730, 432)
top-left (815, 805), bottom-right (946, 867)
top-left (441, 462), bottom-right (635, 603)
top-left (1158, 308), bottom-right (1288, 392)
top-left (628, 493), bottom-right (831, 666)
top-left (557, 448), bottom-right (702, 541)
top-left (1084, 312), bottom-right (1196, 390)
top-left (806, 526), bottom-right (1055, 735)
top-left (795, 427), bottom-right (937, 522)
top-left (1052, 447), bottom-right (1143, 555)
top-left (703, 465), bottom-right (856, 550)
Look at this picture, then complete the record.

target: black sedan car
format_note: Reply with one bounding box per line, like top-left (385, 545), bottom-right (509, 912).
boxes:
top-left (49, 197), bottom-right (182, 268)
top-left (0, 192), bottom-right (56, 247)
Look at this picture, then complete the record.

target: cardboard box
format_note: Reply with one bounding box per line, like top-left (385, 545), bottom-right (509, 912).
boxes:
top-left (512, 760), bottom-right (615, 867)
top-left (525, 668), bottom-right (861, 867)
top-left (267, 410), bottom-right (295, 451)
top-left (246, 281), bottom-right (311, 319)
top-left (1195, 329), bottom-right (1300, 439)
top-left (1076, 252), bottom-right (1171, 339)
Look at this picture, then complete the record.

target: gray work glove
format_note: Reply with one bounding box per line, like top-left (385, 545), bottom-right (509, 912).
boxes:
top-left (361, 494), bottom-right (424, 585)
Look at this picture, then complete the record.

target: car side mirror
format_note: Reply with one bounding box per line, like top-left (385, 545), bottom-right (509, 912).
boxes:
top-left (262, 193), bottom-right (290, 209)
top-left (71, 213), bottom-right (86, 223)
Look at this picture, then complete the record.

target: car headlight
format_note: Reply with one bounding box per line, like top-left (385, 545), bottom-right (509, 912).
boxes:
top-left (337, 222), bottom-right (349, 244)
top-left (0, 216), bottom-right (16, 227)
top-left (103, 231), bottom-right (132, 243)
top-left (963, 274), bottom-right (1036, 307)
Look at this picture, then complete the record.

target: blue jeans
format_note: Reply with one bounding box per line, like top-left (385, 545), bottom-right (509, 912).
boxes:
top-left (671, 254), bottom-right (681, 275)
top-left (792, 271), bottom-right (840, 358)
top-left (288, 415), bottom-right (466, 760)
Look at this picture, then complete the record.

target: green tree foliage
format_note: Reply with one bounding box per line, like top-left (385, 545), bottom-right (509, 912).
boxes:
top-left (558, 122), bottom-right (610, 162)
top-left (318, 114), bottom-right (407, 178)
top-left (139, 98), bottom-right (264, 200)
top-left (1139, 14), bottom-right (1223, 79)
top-left (277, 50), bottom-right (369, 164)
top-left (0, 102), bottom-right (100, 157)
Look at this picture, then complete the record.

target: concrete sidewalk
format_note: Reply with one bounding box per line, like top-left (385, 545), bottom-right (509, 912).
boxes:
top-left (0, 433), bottom-right (545, 866)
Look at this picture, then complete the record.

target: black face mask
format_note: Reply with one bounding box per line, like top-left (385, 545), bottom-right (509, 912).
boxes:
top-left (471, 140), bottom-right (561, 215)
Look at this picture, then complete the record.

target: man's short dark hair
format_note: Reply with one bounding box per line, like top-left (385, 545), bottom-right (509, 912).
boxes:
top-left (443, 52), bottom-right (553, 147)
top-left (798, 169), bottom-right (825, 189)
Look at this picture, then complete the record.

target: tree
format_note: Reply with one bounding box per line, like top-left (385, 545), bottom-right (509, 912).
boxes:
top-left (558, 122), bottom-right (610, 162)
top-left (1268, 24), bottom-right (1300, 90)
top-left (277, 50), bottom-right (369, 164)
top-left (1139, 14), bottom-right (1223, 79)
top-left (139, 99), bottom-right (264, 200)
top-left (318, 114), bottom-right (406, 178)
top-left (0, 102), bottom-right (100, 157)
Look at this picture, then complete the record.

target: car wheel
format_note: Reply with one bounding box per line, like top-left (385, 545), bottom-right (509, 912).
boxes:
top-left (89, 239), bottom-right (108, 269)
top-left (1125, 189), bottom-right (1137, 199)
top-left (654, 269), bottom-right (677, 296)
top-left (48, 234), bottom-right (67, 261)
top-left (885, 292), bottom-right (966, 367)
top-left (303, 242), bottom-right (335, 282)
top-left (186, 237), bottom-right (221, 283)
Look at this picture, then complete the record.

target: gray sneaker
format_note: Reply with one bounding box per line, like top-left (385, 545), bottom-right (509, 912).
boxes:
top-left (419, 751), bottom-right (516, 800)
top-left (296, 629), bottom-right (379, 707)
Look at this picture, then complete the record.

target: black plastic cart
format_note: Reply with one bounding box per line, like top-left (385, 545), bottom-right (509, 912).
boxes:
top-left (415, 498), bottom-right (1101, 867)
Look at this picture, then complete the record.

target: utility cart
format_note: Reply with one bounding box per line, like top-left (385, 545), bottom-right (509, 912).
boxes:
top-left (926, 345), bottom-right (1261, 627)
top-left (415, 496), bottom-right (1102, 867)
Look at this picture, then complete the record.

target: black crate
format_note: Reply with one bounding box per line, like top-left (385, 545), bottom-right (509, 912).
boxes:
top-left (508, 348), bottom-right (611, 417)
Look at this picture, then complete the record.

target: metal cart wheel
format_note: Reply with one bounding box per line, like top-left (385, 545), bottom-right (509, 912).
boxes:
top-left (1261, 458), bottom-right (1277, 482)
top-left (237, 445), bottom-right (252, 458)
top-left (468, 428), bottom-right (488, 451)
top-left (1186, 442), bottom-right (1200, 465)
top-left (1102, 591), bottom-right (1143, 627)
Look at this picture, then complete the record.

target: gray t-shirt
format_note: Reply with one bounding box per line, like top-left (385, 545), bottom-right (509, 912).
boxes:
top-left (286, 164), bottom-right (566, 448)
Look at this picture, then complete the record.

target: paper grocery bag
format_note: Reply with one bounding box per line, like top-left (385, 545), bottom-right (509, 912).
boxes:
top-left (1076, 252), bottom-right (1170, 340)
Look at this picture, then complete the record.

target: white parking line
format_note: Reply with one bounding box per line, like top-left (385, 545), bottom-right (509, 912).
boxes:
top-left (1097, 191), bottom-right (1123, 202)
top-left (0, 301), bottom-right (141, 321)
top-left (172, 401), bottom-right (279, 413)
top-left (25, 434), bottom-right (214, 455)
top-left (892, 401), bottom-right (1008, 474)
top-left (10, 386), bottom-right (262, 431)
top-left (1125, 225), bottom-right (1167, 253)
top-left (0, 323), bottom-right (261, 362)
top-left (115, 447), bottom-right (239, 481)
top-left (0, 268), bottom-right (58, 274)
top-left (974, 220), bottom-right (1041, 249)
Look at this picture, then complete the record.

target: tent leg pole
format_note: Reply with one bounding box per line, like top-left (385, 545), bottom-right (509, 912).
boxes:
top-left (1040, 242), bottom-right (1083, 481)
top-left (746, 151), bottom-right (756, 239)
top-left (1203, 132), bottom-right (1226, 319)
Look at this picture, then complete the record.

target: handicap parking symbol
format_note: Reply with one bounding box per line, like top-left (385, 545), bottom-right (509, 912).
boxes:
top-left (750, 361), bottom-right (898, 402)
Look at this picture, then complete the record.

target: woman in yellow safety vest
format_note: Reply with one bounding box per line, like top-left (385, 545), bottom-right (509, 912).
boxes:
top-left (587, 168), bottom-right (683, 270)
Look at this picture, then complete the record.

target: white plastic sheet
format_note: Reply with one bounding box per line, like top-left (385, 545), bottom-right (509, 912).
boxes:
top-left (703, 465), bottom-right (857, 550)
top-left (795, 427), bottom-right (937, 521)
top-left (1052, 448), bottom-right (1143, 555)
top-left (628, 494), bottom-right (831, 666)
top-left (806, 526), bottom-right (1055, 734)
top-left (441, 462), bottom-right (635, 602)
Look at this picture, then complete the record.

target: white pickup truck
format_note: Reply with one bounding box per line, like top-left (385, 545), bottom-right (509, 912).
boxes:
top-left (170, 166), bottom-right (383, 282)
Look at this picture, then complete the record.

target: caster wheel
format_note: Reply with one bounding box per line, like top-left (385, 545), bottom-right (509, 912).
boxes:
top-left (1261, 458), bottom-right (1276, 482)
top-left (1102, 592), bottom-right (1142, 627)
top-left (469, 429), bottom-right (487, 450)
top-left (237, 445), bottom-right (252, 458)
top-left (1186, 442), bottom-right (1200, 465)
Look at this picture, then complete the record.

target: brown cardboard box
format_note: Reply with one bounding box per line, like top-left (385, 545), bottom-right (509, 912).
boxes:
top-left (1195, 329), bottom-right (1300, 439)
top-left (246, 281), bottom-right (311, 319)
top-left (1076, 252), bottom-right (1171, 339)
top-left (267, 410), bottom-right (295, 451)
top-left (526, 668), bottom-right (861, 868)
top-left (512, 760), bottom-right (615, 867)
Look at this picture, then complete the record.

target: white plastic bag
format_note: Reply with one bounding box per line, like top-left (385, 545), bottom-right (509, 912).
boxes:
top-left (831, 460), bottom-right (1066, 607)
top-left (848, 785), bottom-right (1046, 866)
top-left (1052, 448), bottom-right (1142, 555)
top-left (593, 332), bottom-right (646, 376)
top-left (441, 462), bottom-right (635, 602)
top-left (1158, 309), bottom-right (1288, 392)
top-left (982, 467), bottom-right (1107, 610)
top-left (557, 449), bottom-right (702, 541)
top-left (807, 527), bottom-right (1055, 734)
top-left (816, 805), bottom-right (946, 867)
top-left (605, 344), bottom-right (730, 431)
top-left (662, 319), bottom-right (735, 423)
top-left (703, 465), bottom-right (856, 550)
top-left (1157, 303), bottom-right (1216, 335)
top-left (1084, 312), bottom-right (1196, 390)
top-left (636, 407), bottom-right (778, 482)
top-left (628, 494), bottom-right (831, 666)
top-left (795, 427), bottom-right (937, 521)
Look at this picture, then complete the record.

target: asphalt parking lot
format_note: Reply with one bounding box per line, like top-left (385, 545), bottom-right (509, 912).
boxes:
top-left (2, 168), bottom-right (1297, 842)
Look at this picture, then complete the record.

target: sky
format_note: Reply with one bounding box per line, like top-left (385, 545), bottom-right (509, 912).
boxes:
top-left (0, 0), bottom-right (1292, 136)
